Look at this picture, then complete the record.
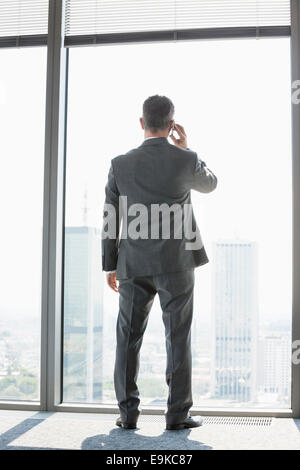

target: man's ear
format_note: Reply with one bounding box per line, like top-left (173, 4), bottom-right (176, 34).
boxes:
top-left (139, 117), bottom-right (145, 130)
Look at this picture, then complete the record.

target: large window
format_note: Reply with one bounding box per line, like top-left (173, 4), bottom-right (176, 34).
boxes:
top-left (63, 37), bottom-right (292, 408)
top-left (0, 48), bottom-right (46, 401)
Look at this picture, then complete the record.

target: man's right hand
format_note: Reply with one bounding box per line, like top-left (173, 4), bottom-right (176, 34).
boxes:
top-left (106, 272), bottom-right (119, 293)
top-left (170, 123), bottom-right (188, 149)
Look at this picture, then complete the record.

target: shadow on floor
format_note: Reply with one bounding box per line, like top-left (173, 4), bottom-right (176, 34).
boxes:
top-left (0, 413), bottom-right (55, 450)
top-left (81, 426), bottom-right (212, 451)
top-left (0, 413), bottom-right (212, 450)
top-left (293, 419), bottom-right (300, 433)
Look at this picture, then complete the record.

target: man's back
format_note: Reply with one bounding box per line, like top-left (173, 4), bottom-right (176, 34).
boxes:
top-left (102, 136), bottom-right (217, 279)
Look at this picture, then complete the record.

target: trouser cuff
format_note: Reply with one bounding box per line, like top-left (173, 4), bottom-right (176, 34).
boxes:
top-left (164, 410), bottom-right (190, 425)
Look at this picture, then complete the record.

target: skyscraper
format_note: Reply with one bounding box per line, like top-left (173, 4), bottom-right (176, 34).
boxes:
top-left (63, 225), bottom-right (103, 402)
top-left (258, 334), bottom-right (291, 403)
top-left (211, 240), bottom-right (259, 403)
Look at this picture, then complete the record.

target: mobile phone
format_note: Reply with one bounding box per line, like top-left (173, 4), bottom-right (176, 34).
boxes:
top-left (170, 122), bottom-right (175, 136)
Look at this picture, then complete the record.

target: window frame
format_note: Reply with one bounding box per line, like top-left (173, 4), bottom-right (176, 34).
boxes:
top-left (0, 0), bottom-right (299, 418)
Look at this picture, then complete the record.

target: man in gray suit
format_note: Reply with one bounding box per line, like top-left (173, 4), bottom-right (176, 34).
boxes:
top-left (102, 95), bottom-right (217, 430)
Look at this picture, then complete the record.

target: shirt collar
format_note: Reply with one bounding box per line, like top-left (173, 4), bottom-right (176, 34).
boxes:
top-left (139, 136), bottom-right (169, 147)
top-left (144, 136), bottom-right (164, 141)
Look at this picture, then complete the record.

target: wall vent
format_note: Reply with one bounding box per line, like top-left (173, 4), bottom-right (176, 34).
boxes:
top-left (202, 416), bottom-right (273, 426)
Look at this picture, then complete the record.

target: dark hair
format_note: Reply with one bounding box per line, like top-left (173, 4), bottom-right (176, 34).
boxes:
top-left (142, 95), bottom-right (175, 133)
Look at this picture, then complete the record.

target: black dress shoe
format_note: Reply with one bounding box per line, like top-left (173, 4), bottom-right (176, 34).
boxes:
top-left (166, 415), bottom-right (203, 431)
top-left (116, 416), bottom-right (137, 429)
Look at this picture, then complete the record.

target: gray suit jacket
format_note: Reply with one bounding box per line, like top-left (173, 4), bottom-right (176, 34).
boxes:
top-left (102, 136), bottom-right (217, 279)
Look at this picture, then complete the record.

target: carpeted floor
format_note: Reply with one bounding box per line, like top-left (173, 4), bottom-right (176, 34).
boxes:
top-left (0, 410), bottom-right (299, 450)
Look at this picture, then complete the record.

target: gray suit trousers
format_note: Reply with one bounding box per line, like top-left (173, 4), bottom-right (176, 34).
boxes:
top-left (114, 269), bottom-right (195, 425)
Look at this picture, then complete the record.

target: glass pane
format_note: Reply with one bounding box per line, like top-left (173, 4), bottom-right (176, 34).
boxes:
top-left (63, 38), bottom-right (292, 408)
top-left (0, 48), bottom-right (46, 401)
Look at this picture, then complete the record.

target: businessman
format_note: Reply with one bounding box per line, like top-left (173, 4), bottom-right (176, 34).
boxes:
top-left (102, 95), bottom-right (217, 430)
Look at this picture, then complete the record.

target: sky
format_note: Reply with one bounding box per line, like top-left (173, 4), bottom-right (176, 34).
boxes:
top-left (0, 36), bottom-right (293, 333)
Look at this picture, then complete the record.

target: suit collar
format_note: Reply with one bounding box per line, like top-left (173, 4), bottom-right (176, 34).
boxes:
top-left (139, 136), bottom-right (169, 147)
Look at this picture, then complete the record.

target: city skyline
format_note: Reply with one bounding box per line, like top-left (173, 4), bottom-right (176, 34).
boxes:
top-left (0, 221), bottom-right (292, 406)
